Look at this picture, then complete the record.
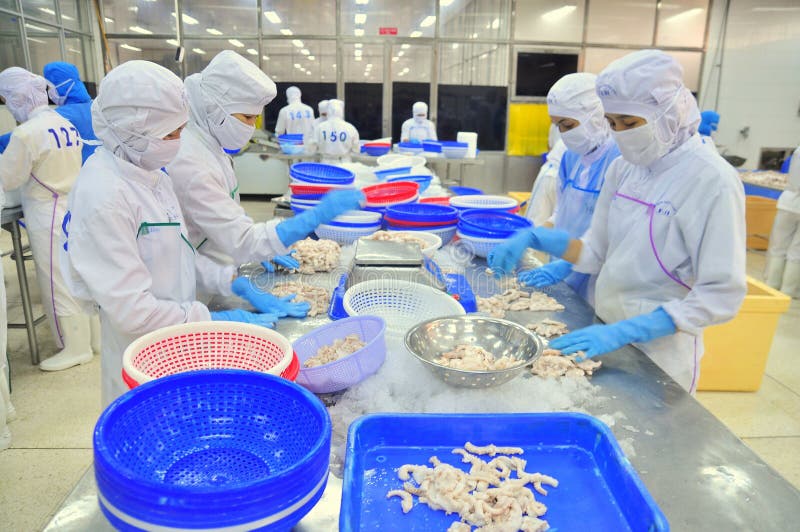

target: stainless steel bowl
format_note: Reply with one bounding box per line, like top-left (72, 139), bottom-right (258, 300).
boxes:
top-left (404, 315), bottom-right (544, 388)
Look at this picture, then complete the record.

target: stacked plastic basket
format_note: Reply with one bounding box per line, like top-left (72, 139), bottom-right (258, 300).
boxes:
top-left (383, 203), bottom-right (459, 245)
top-left (440, 140), bottom-right (469, 159)
top-left (450, 194), bottom-right (519, 213)
top-left (362, 181), bottom-right (420, 213)
top-left (315, 210), bottom-right (382, 245)
top-left (278, 133), bottom-right (305, 155)
top-left (289, 162), bottom-right (355, 214)
top-left (457, 208), bottom-right (532, 258)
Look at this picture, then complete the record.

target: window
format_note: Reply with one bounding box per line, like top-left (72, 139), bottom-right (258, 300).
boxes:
top-left (102, 0), bottom-right (176, 36)
top-left (392, 43), bottom-right (431, 142)
top-left (440, 0), bottom-right (510, 41)
top-left (64, 32), bottom-right (96, 83)
top-left (656, 0), bottom-right (709, 48)
top-left (182, 0), bottom-right (258, 36)
top-left (340, 0), bottom-right (436, 39)
top-left (0, 13), bottom-right (24, 70)
top-left (585, 0), bottom-right (657, 46)
top-left (183, 39), bottom-right (258, 76)
top-left (22, 0), bottom-right (57, 25)
top-left (514, 1), bottom-right (586, 43)
top-left (107, 38), bottom-right (181, 77)
top-left (440, 42), bottom-right (508, 86)
top-left (26, 22), bottom-right (61, 74)
top-left (59, 0), bottom-right (92, 32)
top-left (263, 0), bottom-right (336, 36)
top-left (514, 51), bottom-right (578, 98)
top-left (262, 39), bottom-right (337, 83)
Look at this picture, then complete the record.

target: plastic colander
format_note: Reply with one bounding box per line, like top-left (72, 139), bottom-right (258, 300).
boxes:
top-left (343, 279), bottom-right (465, 336)
top-left (293, 316), bottom-right (387, 394)
top-left (450, 194), bottom-right (518, 211)
top-left (122, 322), bottom-right (293, 389)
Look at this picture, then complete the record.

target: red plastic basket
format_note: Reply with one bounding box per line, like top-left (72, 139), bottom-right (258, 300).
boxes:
top-left (289, 183), bottom-right (341, 195)
top-left (121, 322), bottom-right (294, 389)
top-left (383, 215), bottom-right (458, 227)
top-left (363, 142), bottom-right (391, 148)
top-left (363, 182), bottom-right (420, 206)
top-left (282, 352), bottom-right (300, 381)
top-left (420, 197), bottom-right (451, 206)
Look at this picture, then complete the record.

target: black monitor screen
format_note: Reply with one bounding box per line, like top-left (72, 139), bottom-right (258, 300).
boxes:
top-left (515, 52), bottom-right (578, 97)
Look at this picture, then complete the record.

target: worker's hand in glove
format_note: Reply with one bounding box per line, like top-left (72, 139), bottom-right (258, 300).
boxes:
top-left (262, 250), bottom-right (300, 273)
top-left (549, 308), bottom-right (677, 359)
top-left (230, 277), bottom-right (310, 318)
top-left (518, 259), bottom-right (573, 287)
top-left (487, 227), bottom-right (571, 278)
top-left (276, 189), bottom-right (366, 246)
top-left (210, 308), bottom-right (280, 328)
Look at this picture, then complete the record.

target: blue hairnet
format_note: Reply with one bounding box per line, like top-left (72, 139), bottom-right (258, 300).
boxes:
top-left (43, 61), bottom-right (91, 104)
top-left (698, 110), bottom-right (720, 136)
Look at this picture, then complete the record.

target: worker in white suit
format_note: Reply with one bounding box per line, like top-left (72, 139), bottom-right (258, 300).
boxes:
top-left (401, 101), bottom-right (437, 143)
top-left (307, 99), bottom-right (360, 163)
top-left (489, 50), bottom-right (747, 393)
top-left (275, 86), bottom-right (315, 138)
top-left (314, 100), bottom-right (329, 127)
top-left (526, 140), bottom-right (566, 226)
top-left (0, 67), bottom-right (97, 372)
top-left (765, 146), bottom-right (800, 298)
top-left (62, 61), bottom-right (281, 407)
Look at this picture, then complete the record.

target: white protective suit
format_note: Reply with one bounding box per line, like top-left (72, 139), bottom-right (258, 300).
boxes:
top-left (314, 100), bottom-right (329, 127)
top-left (527, 140), bottom-right (566, 226)
top-left (765, 146), bottom-right (800, 297)
top-left (576, 50), bottom-right (747, 392)
top-left (0, 68), bottom-right (89, 353)
top-left (168, 51), bottom-right (289, 269)
top-left (401, 101), bottom-right (437, 143)
top-left (308, 99), bottom-right (360, 163)
top-left (62, 61), bottom-right (235, 406)
top-left (275, 86), bottom-right (315, 138)
top-left (0, 186), bottom-right (13, 451)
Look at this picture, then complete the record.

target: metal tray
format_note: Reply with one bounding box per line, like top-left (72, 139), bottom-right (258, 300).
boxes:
top-left (341, 413), bottom-right (669, 531)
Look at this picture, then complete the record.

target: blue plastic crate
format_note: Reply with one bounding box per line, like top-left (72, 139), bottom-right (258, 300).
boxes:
top-left (743, 182), bottom-right (782, 200)
top-left (342, 413), bottom-right (668, 532)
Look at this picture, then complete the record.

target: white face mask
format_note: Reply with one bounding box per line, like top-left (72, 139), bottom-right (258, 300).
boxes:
top-left (414, 115), bottom-right (426, 125)
top-left (48, 79), bottom-right (74, 106)
top-left (139, 137), bottom-right (181, 171)
top-left (560, 124), bottom-right (596, 156)
top-left (612, 122), bottom-right (667, 167)
top-left (211, 114), bottom-right (255, 154)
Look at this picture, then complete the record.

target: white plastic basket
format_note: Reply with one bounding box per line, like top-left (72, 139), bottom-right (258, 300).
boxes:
top-left (331, 210), bottom-right (383, 225)
top-left (315, 223), bottom-right (381, 245)
top-left (122, 322), bottom-right (294, 388)
top-left (361, 230), bottom-right (442, 257)
top-left (450, 195), bottom-right (518, 211)
top-left (456, 230), bottom-right (506, 258)
top-left (376, 154), bottom-right (427, 168)
top-left (343, 279), bottom-right (466, 335)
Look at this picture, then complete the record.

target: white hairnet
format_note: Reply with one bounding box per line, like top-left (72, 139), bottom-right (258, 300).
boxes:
top-left (92, 60), bottom-right (188, 162)
top-left (547, 73), bottom-right (608, 142)
top-left (318, 99), bottom-right (329, 114)
top-left (328, 99), bottom-right (344, 120)
top-left (287, 86), bottom-right (301, 103)
top-left (413, 101), bottom-right (428, 116)
top-left (0, 67), bottom-right (49, 123)
top-left (184, 50), bottom-right (275, 136)
top-left (596, 49), bottom-right (700, 150)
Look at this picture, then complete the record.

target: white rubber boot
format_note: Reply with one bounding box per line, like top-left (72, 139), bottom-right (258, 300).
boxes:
top-left (90, 314), bottom-right (102, 354)
top-left (39, 314), bottom-right (93, 372)
top-left (780, 261), bottom-right (800, 299)
top-left (764, 256), bottom-right (786, 289)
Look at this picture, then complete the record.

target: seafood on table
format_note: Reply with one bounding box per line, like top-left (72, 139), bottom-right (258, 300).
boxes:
top-left (526, 319), bottom-right (568, 339)
top-left (530, 348), bottom-right (602, 378)
top-left (303, 334), bottom-right (366, 368)
top-left (387, 442), bottom-right (557, 531)
top-left (477, 290), bottom-right (564, 319)
top-left (434, 345), bottom-right (519, 371)
top-left (289, 238), bottom-right (341, 273)
top-left (271, 282), bottom-right (330, 317)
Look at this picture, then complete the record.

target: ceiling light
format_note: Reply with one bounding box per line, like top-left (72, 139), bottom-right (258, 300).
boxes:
top-left (398, 51), bottom-right (405, 56)
top-left (120, 44), bottom-right (142, 52)
top-left (491, 18), bottom-right (500, 29)
top-left (263, 55), bottom-right (270, 60)
top-left (25, 23), bottom-right (50, 32)
top-left (104, 17), bottom-right (114, 24)
top-left (166, 39), bottom-right (180, 46)
top-left (228, 39), bottom-right (245, 47)
top-left (128, 26), bottom-right (152, 35)
top-left (38, 7), bottom-right (55, 15)
top-left (665, 7), bottom-right (704, 22)
top-left (307, 71), bottom-right (311, 75)
top-left (280, 28), bottom-right (293, 35)
top-left (480, 53), bottom-right (488, 59)
top-left (172, 13), bottom-right (199, 25)
top-left (452, 43), bottom-right (459, 49)
top-left (264, 11), bottom-right (282, 24)
top-left (366, 63), bottom-right (373, 68)
top-left (354, 29), bottom-right (365, 37)
top-left (441, 0), bottom-right (454, 6)
top-left (193, 48), bottom-right (206, 55)
top-left (541, 5), bottom-right (577, 23)
top-left (410, 30), bottom-right (422, 38)
top-left (420, 16), bottom-right (436, 27)
top-left (471, 32), bottom-right (478, 38)
top-left (27, 38), bottom-right (46, 44)
top-left (356, 0), bottom-right (369, 4)
top-left (62, 14), bottom-right (75, 21)
top-left (401, 44), bottom-right (410, 49)
top-left (355, 13), bottom-right (367, 25)
top-left (67, 48), bottom-right (82, 54)
top-left (300, 49), bottom-right (310, 55)
top-left (355, 56), bottom-right (362, 61)
top-left (308, 55), bottom-right (315, 60)
top-left (355, 43), bottom-right (363, 48)
top-left (246, 48), bottom-right (258, 55)
top-left (128, 6), bottom-right (138, 13)
top-left (294, 63), bottom-right (301, 68)
top-left (355, 49), bottom-right (363, 56)
top-left (364, 72), bottom-right (369, 77)
top-left (206, 28), bottom-right (222, 35)
top-left (292, 39), bottom-right (304, 47)
top-left (402, 67), bottom-right (410, 73)
top-left (392, 56), bottom-right (399, 62)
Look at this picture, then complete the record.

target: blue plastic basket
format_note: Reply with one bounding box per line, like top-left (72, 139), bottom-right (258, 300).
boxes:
top-left (440, 140), bottom-right (469, 148)
top-left (385, 203), bottom-right (458, 224)
top-left (397, 142), bottom-right (424, 154)
top-left (743, 182), bottom-right (782, 199)
top-left (422, 140), bottom-right (442, 153)
top-left (94, 370), bottom-right (331, 531)
top-left (279, 134), bottom-right (304, 143)
top-left (450, 186), bottom-right (484, 195)
top-left (458, 209), bottom-right (532, 237)
top-left (387, 174), bottom-right (433, 193)
top-left (290, 163), bottom-right (355, 185)
top-left (364, 145), bottom-right (391, 156)
top-left (341, 413), bottom-right (669, 531)
top-left (280, 143), bottom-right (305, 155)
top-left (374, 166), bottom-right (412, 181)
top-left (291, 193), bottom-right (325, 201)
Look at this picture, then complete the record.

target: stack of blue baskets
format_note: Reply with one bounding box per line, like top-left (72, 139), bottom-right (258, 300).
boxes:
top-left (278, 133), bottom-right (305, 155)
top-left (384, 203), bottom-right (459, 244)
top-left (94, 370), bottom-right (331, 531)
top-left (456, 208), bottom-right (532, 258)
top-left (290, 163), bottom-right (355, 214)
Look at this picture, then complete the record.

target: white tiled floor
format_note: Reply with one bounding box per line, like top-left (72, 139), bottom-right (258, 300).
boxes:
top-left (0, 201), bottom-right (798, 530)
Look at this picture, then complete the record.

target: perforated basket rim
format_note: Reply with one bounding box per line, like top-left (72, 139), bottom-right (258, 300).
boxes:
top-left (342, 279), bottom-right (466, 331)
top-left (331, 210), bottom-right (383, 224)
top-left (450, 195), bottom-right (518, 209)
top-left (360, 230), bottom-right (441, 255)
top-left (376, 154), bottom-right (427, 167)
top-left (122, 322), bottom-right (294, 387)
top-left (292, 315), bottom-right (387, 371)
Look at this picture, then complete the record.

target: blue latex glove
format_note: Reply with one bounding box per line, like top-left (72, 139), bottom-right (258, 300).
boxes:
top-left (549, 308), bottom-right (677, 359)
top-left (210, 308), bottom-right (280, 328)
top-left (487, 227), bottom-right (571, 277)
top-left (262, 250), bottom-right (300, 273)
top-left (230, 277), bottom-right (310, 318)
top-left (276, 189), bottom-right (366, 246)
top-left (518, 259), bottom-right (573, 287)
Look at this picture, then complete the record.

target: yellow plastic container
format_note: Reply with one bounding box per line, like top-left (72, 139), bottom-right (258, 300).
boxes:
top-left (698, 276), bottom-right (791, 392)
top-left (745, 196), bottom-right (777, 250)
top-left (508, 191), bottom-right (532, 216)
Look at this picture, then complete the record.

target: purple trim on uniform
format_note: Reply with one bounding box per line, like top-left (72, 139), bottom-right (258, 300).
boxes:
top-left (29, 173), bottom-right (63, 343)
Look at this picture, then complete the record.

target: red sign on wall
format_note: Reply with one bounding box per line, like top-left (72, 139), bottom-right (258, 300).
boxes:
top-left (379, 27), bottom-right (398, 35)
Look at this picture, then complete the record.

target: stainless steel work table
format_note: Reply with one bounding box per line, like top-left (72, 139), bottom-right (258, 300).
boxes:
top-left (45, 253), bottom-right (800, 531)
